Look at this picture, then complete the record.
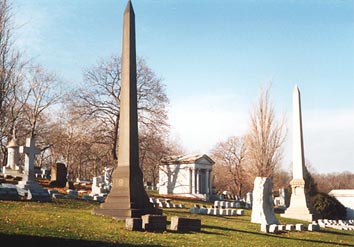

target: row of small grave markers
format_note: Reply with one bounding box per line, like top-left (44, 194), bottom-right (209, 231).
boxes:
top-left (261, 223), bottom-right (320, 233)
top-left (318, 219), bottom-right (354, 231)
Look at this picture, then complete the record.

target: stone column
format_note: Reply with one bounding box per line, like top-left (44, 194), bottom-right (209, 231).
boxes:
top-left (209, 170), bottom-right (213, 195)
top-left (196, 169), bottom-right (200, 194)
top-left (205, 169), bottom-right (209, 194)
top-left (191, 168), bottom-right (196, 194)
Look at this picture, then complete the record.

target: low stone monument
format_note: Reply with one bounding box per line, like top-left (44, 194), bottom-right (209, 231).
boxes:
top-left (50, 162), bottom-right (67, 187)
top-left (251, 177), bottom-right (279, 225)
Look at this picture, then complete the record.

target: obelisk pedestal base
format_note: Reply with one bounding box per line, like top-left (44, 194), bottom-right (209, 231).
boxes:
top-left (281, 179), bottom-right (315, 222)
top-left (92, 165), bottom-right (162, 220)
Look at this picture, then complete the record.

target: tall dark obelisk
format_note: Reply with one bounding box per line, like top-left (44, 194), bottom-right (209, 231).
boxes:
top-left (93, 0), bottom-right (161, 219)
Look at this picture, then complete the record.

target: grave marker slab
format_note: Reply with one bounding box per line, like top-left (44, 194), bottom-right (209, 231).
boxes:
top-left (141, 214), bottom-right (167, 232)
top-left (0, 186), bottom-right (19, 201)
top-left (170, 216), bottom-right (201, 232)
top-left (27, 189), bottom-right (51, 202)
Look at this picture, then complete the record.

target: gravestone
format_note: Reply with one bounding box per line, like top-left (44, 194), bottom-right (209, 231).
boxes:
top-left (93, 0), bottom-right (161, 219)
top-left (251, 177), bottom-right (279, 225)
top-left (50, 163), bottom-right (67, 187)
top-left (17, 137), bottom-right (42, 190)
top-left (281, 86), bottom-right (315, 222)
top-left (27, 188), bottom-right (51, 202)
top-left (0, 184), bottom-right (20, 201)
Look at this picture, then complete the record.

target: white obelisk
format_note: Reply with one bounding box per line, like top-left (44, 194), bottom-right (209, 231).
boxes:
top-left (281, 85), bottom-right (314, 222)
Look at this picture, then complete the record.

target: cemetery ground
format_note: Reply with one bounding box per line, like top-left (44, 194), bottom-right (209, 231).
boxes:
top-left (0, 191), bottom-right (353, 247)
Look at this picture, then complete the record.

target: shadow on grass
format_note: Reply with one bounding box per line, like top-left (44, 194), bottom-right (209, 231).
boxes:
top-left (0, 233), bottom-right (162, 247)
top-left (202, 225), bottom-right (354, 246)
top-left (319, 229), bottom-right (354, 236)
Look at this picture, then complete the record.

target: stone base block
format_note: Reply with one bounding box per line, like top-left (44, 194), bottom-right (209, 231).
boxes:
top-left (125, 218), bottom-right (142, 231)
top-left (142, 214), bottom-right (167, 232)
top-left (170, 216), bottom-right (201, 232)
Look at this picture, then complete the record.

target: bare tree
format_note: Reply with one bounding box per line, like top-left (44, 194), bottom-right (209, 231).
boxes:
top-left (0, 0), bottom-right (28, 166)
top-left (246, 83), bottom-right (286, 178)
top-left (211, 136), bottom-right (249, 197)
top-left (21, 64), bottom-right (62, 138)
top-left (139, 128), bottom-right (183, 186)
top-left (71, 55), bottom-right (169, 161)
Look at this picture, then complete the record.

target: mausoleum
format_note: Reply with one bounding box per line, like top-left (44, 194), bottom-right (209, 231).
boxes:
top-left (158, 154), bottom-right (214, 200)
top-left (328, 189), bottom-right (354, 219)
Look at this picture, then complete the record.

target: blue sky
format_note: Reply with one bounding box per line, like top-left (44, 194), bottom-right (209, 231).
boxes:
top-left (12, 0), bottom-right (353, 173)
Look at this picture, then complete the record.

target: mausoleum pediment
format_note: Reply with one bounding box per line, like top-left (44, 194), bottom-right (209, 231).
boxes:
top-left (161, 153), bottom-right (214, 166)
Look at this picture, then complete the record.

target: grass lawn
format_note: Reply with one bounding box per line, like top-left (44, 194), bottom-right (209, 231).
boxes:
top-left (0, 195), bottom-right (353, 247)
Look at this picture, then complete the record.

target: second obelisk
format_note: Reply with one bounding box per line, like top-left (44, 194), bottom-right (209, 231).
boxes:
top-left (93, 0), bottom-right (161, 219)
top-left (281, 85), bottom-right (315, 222)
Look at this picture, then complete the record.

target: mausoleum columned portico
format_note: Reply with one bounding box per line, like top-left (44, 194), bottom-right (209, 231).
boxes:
top-left (159, 154), bottom-right (214, 200)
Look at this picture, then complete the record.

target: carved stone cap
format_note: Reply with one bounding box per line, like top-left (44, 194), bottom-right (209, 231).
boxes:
top-left (290, 178), bottom-right (305, 187)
